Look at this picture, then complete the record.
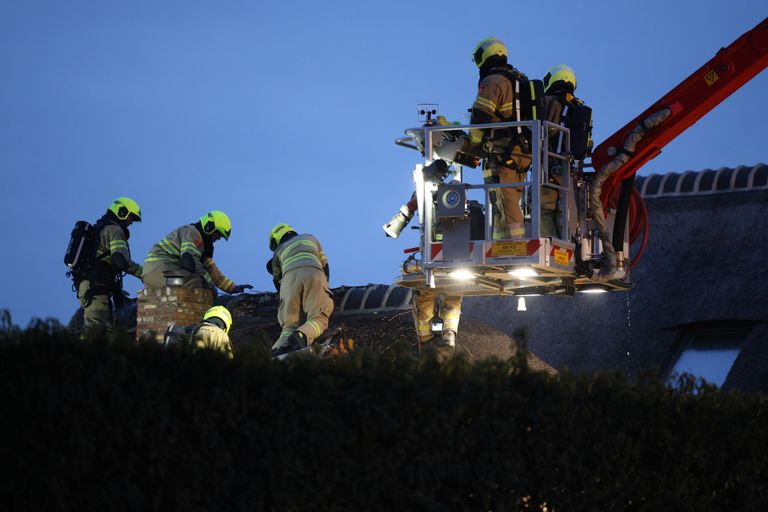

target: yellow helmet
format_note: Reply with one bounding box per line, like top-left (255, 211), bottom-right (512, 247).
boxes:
top-left (269, 223), bottom-right (296, 251)
top-left (473, 37), bottom-right (508, 68)
top-left (544, 64), bottom-right (577, 93)
top-left (108, 197), bottom-right (142, 222)
top-left (202, 305), bottom-right (233, 334)
top-left (199, 211), bottom-right (232, 240)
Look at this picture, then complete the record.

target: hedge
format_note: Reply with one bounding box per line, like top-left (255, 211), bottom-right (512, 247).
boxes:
top-left (1, 315), bottom-right (766, 511)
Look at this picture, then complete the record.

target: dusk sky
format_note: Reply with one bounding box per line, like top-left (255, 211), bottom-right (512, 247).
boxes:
top-left (1, 0), bottom-right (766, 326)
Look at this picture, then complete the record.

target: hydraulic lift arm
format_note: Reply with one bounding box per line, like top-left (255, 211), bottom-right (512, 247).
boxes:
top-left (389, 18), bottom-right (767, 292)
top-left (592, 17), bottom-right (768, 210)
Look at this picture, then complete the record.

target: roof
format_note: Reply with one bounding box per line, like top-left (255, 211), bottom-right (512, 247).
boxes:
top-left (223, 285), bottom-right (556, 372)
top-left (72, 166), bottom-right (766, 387)
top-left (635, 163), bottom-right (768, 197)
top-left (463, 164), bottom-right (768, 390)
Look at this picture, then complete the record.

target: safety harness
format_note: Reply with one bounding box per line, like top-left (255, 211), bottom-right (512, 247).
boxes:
top-left (483, 65), bottom-right (546, 152)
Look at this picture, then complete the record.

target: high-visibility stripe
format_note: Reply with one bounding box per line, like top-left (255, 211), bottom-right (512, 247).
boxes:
top-left (474, 96), bottom-right (496, 113)
top-left (305, 321), bottom-right (323, 337)
top-left (180, 242), bottom-right (200, 255)
top-left (282, 239), bottom-right (318, 253)
top-left (159, 239), bottom-right (180, 256)
top-left (280, 239), bottom-right (323, 267)
top-left (146, 237), bottom-right (180, 260)
top-left (281, 253), bottom-right (322, 268)
top-left (144, 254), bottom-right (175, 262)
top-left (475, 96), bottom-right (495, 107)
top-left (498, 101), bottom-right (513, 113)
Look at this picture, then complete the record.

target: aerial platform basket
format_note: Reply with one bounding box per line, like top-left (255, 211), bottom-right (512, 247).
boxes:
top-left (392, 118), bottom-right (631, 297)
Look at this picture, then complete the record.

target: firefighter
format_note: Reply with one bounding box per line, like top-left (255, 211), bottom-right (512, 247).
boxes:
top-left (412, 291), bottom-right (461, 350)
top-left (267, 224), bottom-right (334, 357)
top-left (190, 305), bottom-right (234, 358)
top-left (76, 197), bottom-right (144, 334)
top-left (542, 65), bottom-right (593, 237)
top-left (466, 37), bottom-right (532, 239)
top-left (142, 211), bottom-right (253, 294)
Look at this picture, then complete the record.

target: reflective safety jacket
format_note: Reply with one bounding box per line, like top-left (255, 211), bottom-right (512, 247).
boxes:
top-left (144, 225), bottom-right (236, 292)
top-left (88, 222), bottom-right (142, 283)
top-left (470, 66), bottom-right (519, 145)
top-left (271, 234), bottom-right (328, 283)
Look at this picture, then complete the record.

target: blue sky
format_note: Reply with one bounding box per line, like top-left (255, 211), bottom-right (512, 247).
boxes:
top-left (1, 0), bottom-right (766, 326)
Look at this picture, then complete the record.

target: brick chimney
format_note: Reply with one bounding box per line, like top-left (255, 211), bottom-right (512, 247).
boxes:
top-left (136, 286), bottom-right (214, 342)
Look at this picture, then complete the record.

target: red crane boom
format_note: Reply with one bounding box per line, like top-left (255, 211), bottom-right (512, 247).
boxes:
top-left (593, 17), bottom-right (768, 207)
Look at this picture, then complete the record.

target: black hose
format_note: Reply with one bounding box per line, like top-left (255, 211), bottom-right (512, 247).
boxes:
top-left (612, 174), bottom-right (635, 251)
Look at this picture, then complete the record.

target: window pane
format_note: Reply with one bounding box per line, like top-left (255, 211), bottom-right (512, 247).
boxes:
top-left (667, 321), bottom-right (752, 387)
top-left (671, 347), bottom-right (740, 387)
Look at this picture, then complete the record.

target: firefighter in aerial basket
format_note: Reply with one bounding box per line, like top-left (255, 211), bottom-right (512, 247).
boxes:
top-left (267, 224), bottom-right (334, 358)
top-left (466, 36), bottom-right (536, 239)
top-left (541, 64), bottom-right (593, 238)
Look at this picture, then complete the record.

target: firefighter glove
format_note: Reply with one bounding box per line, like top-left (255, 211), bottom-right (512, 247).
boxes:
top-left (232, 284), bottom-right (253, 293)
top-left (461, 135), bottom-right (486, 160)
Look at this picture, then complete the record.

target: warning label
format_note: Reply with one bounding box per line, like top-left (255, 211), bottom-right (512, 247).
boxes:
top-left (553, 247), bottom-right (570, 266)
top-left (491, 241), bottom-right (528, 257)
top-left (704, 70), bottom-right (719, 86)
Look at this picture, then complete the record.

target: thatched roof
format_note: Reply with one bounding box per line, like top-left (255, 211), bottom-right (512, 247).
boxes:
top-left (463, 164), bottom-right (768, 390)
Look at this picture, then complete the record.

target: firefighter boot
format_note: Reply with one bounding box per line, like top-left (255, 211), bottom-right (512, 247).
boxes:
top-left (439, 330), bottom-right (456, 349)
top-left (270, 330), bottom-right (308, 358)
